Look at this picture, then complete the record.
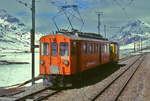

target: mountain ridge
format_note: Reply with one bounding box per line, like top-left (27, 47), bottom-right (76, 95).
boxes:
top-left (0, 9), bottom-right (41, 52)
top-left (112, 19), bottom-right (150, 45)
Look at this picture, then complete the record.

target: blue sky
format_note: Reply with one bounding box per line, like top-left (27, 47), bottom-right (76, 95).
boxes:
top-left (0, 0), bottom-right (150, 37)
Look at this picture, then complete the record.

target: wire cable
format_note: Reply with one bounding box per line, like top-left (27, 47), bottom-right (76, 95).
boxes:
top-left (48, 0), bottom-right (85, 31)
top-left (112, 0), bottom-right (130, 20)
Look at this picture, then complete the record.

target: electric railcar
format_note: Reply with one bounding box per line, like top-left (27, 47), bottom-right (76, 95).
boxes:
top-left (39, 30), bottom-right (119, 86)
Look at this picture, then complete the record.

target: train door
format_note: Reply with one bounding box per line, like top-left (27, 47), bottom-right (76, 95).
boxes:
top-left (71, 41), bottom-right (80, 74)
top-left (49, 38), bottom-right (60, 74)
top-left (59, 42), bottom-right (70, 75)
top-left (77, 41), bottom-right (81, 72)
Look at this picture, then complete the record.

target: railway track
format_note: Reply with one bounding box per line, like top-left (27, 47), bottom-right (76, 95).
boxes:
top-left (91, 54), bottom-right (145, 101)
top-left (119, 54), bottom-right (139, 63)
top-left (16, 54), bottom-right (144, 101)
top-left (1, 54), bottom-right (145, 101)
top-left (14, 87), bottom-right (62, 101)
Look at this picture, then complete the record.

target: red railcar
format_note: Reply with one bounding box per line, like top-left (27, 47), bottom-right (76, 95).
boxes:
top-left (39, 31), bottom-right (119, 86)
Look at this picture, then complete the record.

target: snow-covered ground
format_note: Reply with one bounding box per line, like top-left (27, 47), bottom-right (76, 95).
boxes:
top-left (119, 39), bottom-right (150, 58)
top-left (0, 9), bottom-right (43, 86)
top-left (0, 52), bottom-right (40, 87)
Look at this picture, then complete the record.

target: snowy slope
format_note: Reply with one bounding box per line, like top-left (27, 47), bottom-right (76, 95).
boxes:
top-left (0, 9), bottom-right (42, 52)
top-left (112, 19), bottom-right (150, 45)
top-left (110, 19), bottom-right (150, 57)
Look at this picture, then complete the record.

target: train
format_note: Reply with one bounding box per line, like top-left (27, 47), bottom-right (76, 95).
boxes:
top-left (39, 29), bottom-right (119, 87)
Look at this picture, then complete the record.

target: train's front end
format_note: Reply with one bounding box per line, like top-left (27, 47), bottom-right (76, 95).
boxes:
top-left (39, 35), bottom-right (72, 86)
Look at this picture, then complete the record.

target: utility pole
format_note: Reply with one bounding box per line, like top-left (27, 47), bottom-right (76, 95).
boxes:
top-left (138, 40), bottom-right (140, 51)
top-left (104, 25), bottom-right (106, 38)
top-left (31, 0), bottom-right (35, 85)
top-left (141, 37), bottom-right (142, 52)
top-left (96, 12), bottom-right (103, 35)
top-left (16, 0), bottom-right (36, 85)
top-left (134, 36), bottom-right (135, 52)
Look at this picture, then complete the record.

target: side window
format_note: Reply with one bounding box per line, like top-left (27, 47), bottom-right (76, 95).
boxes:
top-left (90, 43), bottom-right (92, 53)
top-left (87, 43), bottom-right (90, 53)
top-left (95, 44), bottom-right (98, 53)
top-left (107, 44), bottom-right (110, 53)
top-left (41, 43), bottom-right (49, 56)
top-left (99, 44), bottom-right (101, 53)
top-left (101, 44), bottom-right (103, 52)
top-left (101, 44), bottom-right (104, 53)
top-left (85, 43), bottom-right (88, 53)
top-left (91, 43), bottom-right (94, 53)
top-left (110, 45), bottom-right (113, 53)
top-left (60, 42), bottom-right (69, 56)
top-left (115, 45), bottom-right (118, 54)
top-left (82, 43), bottom-right (86, 53)
top-left (105, 44), bottom-right (107, 53)
top-left (97, 44), bottom-right (99, 53)
top-left (93, 43), bottom-right (95, 53)
top-left (93, 44), bottom-right (95, 53)
top-left (51, 43), bottom-right (57, 56)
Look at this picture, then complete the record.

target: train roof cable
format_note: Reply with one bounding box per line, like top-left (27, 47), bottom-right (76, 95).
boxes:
top-left (51, 10), bottom-right (64, 31)
top-left (66, 10), bottom-right (76, 30)
top-left (73, 7), bottom-right (85, 31)
top-left (48, 0), bottom-right (85, 32)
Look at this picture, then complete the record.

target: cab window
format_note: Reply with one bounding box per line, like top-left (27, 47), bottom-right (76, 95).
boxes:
top-left (60, 42), bottom-right (69, 56)
top-left (41, 43), bottom-right (49, 56)
top-left (51, 43), bottom-right (58, 56)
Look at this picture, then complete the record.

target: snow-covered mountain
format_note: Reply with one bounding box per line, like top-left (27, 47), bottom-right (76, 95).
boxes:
top-left (0, 9), bottom-right (41, 52)
top-left (112, 19), bottom-right (150, 45)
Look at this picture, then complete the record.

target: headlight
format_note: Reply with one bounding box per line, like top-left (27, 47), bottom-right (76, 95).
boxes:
top-left (40, 60), bottom-right (44, 64)
top-left (64, 60), bottom-right (69, 65)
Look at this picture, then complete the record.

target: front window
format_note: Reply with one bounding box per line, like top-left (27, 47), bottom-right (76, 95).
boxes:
top-left (41, 43), bottom-right (49, 56)
top-left (60, 43), bottom-right (69, 56)
top-left (51, 43), bottom-right (58, 56)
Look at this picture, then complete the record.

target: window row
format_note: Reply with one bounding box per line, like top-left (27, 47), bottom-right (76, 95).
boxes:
top-left (41, 42), bottom-right (110, 56)
top-left (101, 44), bottom-right (110, 53)
top-left (81, 43), bottom-right (110, 54)
top-left (41, 42), bottom-right (69, 56)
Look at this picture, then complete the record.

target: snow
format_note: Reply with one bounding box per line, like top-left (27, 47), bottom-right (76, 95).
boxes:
top-left (0, 52), bottom-right (40, 87)
top-left (111, 19), bottom-right (150, 45)
top-left (119, 38), bottom-right (150, 58)
top-left (0, 9), bottom-right (43, 53)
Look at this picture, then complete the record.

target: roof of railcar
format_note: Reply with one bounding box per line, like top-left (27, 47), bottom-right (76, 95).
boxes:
top-left (40, 34), bottom-right (110, 43)
top-left (110, 41), bottom-right (118, 44)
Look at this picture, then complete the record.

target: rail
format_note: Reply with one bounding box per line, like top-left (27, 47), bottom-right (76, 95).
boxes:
top-left (91, 53), bottom-right (145, 101)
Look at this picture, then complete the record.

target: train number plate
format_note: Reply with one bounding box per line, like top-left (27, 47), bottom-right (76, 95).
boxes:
top-left (50, 66), bottom-right (59, 74)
